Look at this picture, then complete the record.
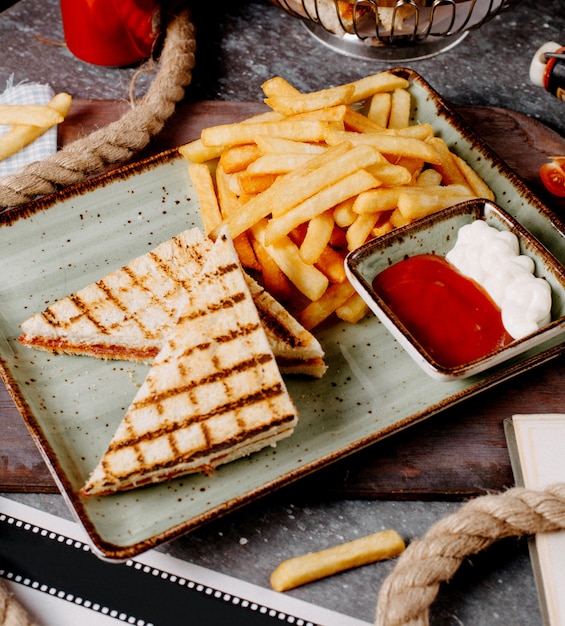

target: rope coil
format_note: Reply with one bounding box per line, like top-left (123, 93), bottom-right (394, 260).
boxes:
top-left (0, 8), bottom-right (196, 210)
top-left (376, 483), bottom-right (565, 625)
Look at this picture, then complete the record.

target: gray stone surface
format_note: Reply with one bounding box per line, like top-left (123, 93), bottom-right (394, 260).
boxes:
top-left (2, 0), bottom-right (563, 623)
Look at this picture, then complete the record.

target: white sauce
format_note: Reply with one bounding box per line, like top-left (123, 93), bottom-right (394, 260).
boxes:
top-left (445, 220), bottom-right (552, 340)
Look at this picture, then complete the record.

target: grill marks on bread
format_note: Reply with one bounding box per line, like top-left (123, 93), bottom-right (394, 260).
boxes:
top-left (36, 233), bottom-right (210, 341)
top-left (19, 228), bottom-right (325, 378)
top-left (82, 231), bottom-right (298, 496)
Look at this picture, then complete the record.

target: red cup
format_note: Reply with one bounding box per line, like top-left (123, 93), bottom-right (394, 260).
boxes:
top-left (60, 0), bottom-right (161, 67)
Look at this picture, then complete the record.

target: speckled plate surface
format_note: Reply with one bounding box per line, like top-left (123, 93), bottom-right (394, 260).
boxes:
top-left (2, 68), bottom-right (565, 560)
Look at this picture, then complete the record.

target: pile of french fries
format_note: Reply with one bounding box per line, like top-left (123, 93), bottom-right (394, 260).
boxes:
top-left (179, 71), bottom-right (494, 330)
top-left (0, 92), bottom-right (72, 162)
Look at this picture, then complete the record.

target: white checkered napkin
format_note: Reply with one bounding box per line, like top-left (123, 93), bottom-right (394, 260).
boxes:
top-left (0, 76), bottom-right (58, 177)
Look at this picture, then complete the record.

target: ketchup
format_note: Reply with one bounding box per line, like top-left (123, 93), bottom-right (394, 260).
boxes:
top-left (372, 254), bottom-right (512, 368)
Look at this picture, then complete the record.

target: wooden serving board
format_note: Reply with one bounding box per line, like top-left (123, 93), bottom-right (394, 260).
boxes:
top-left (2, 100), bottom-right (565, 497)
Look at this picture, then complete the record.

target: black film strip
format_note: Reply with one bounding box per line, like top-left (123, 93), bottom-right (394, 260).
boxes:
top-left (0, 513), bottom-right (318, 626)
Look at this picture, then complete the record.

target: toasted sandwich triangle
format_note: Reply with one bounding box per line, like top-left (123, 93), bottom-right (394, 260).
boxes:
top-left (82, 229), bottom-right (298, 496)
top-left (19, 227), bottom-right (326, 377)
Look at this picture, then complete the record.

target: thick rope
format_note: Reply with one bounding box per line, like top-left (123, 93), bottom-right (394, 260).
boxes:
top-left (376, 483), bottom-right (565, 626)
top-left (0, 8), bottom-right (196, 210)
top-left (0, 581), bottom-right (37, 626)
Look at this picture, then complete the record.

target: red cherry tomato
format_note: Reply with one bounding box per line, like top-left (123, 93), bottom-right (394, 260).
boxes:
top-left (540, 157), bottom-right (565, 198)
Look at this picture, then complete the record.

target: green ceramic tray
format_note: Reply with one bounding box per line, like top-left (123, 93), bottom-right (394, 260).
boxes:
top-left (1, 68), bottom-right (564, 560)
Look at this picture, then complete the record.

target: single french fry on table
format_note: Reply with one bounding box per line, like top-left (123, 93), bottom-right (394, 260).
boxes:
top-left (0, 92), bottom-right (72, 162)
top-left (270, 529), bottom-right (405, 592)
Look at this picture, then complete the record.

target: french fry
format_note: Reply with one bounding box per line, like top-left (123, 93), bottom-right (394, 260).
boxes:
top-left (389, 208), bottom-right (412, 228)
top-left (346, 212), bottom-right (381, 250)
top-left (315, 245), bottom-right (347, 283)
top-left (215, 163), bottom-right (261, 270)
top-left (396, 123), bottom-right (434, 141)
top-left (219, 144), bottom-right (261, 174)
top-left (325, 129), bottom-right (441, 164)
top-left (427, 136), bottom-right (469, 186)
top-left (262, 75), bottom-right (301, 98)
top-left (345, 71), bottom-right (410, 101)
top-left (178, 109), bottom-right (287, 162)
top-left (387, 87), bottom-right (412, 129)
top-left (187, 163), bottom-right (221, 234)
top-left (179, 138), bottom-right (224, 163)
top-left (255, 135), bottom-right (326, 155)
top-left (352, 186), bottom-right (404, 214)
top-left (202, 119), bottom-right (332, 148)
top-left (0, 92), bottom-right (72, 162)
top-left (0, 103), bottom-right (63, 127)
top-left (336, 293), bottom-right (369, 324)
top-left (247, 152), bottom-right (316, 175)
top-left (297, 281), bottom-right (357, 330)
top-left (287, 105), bottom-right (348, 123)
top-left (366, 163), bottom-right (412, 186)
top-left (299, 210), bottom-right (335, 265)
top-left (416, 167), bottom-right (443, 186)
top-left (264, 168), bottom-right (380, 244)
top-left (264, 84), bottom-right (356, 117)
top-left (236, 171), bottom-right (278, 195)
top-left (344, 106), bottom-right (386, 133)
top-left (397, 184), bottom-right (476, 219)
top-left (333, 197), bottom-right (357, 228)
top-left (269, 529), bottom-right (405, 592)
top-left (366, 92), bottom-right (391, 127)
top-left (250, 236), bottom-right (294, 302)
top-left (252, 220), bottom-right (329, 302)
top-left (452, 153), bottom-right (495, 200)
top-left (371, 220), bottom-right (394, 238)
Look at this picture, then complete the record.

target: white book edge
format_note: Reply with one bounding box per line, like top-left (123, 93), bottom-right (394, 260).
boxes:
top-left (504, 414), bottom-right (565, 626)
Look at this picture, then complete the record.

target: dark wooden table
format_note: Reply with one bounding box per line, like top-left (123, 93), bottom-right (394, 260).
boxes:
top-left (2, 99), bottom-right (565, 497)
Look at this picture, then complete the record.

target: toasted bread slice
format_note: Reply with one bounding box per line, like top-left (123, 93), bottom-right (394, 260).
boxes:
top-left (82, 230), bottom-right (298, 496)
top-left (19, 228), bottom-right (326, 377)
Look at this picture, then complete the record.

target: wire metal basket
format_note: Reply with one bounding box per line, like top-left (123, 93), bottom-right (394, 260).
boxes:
top-left (271, 0), bottom-right (522, 60)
